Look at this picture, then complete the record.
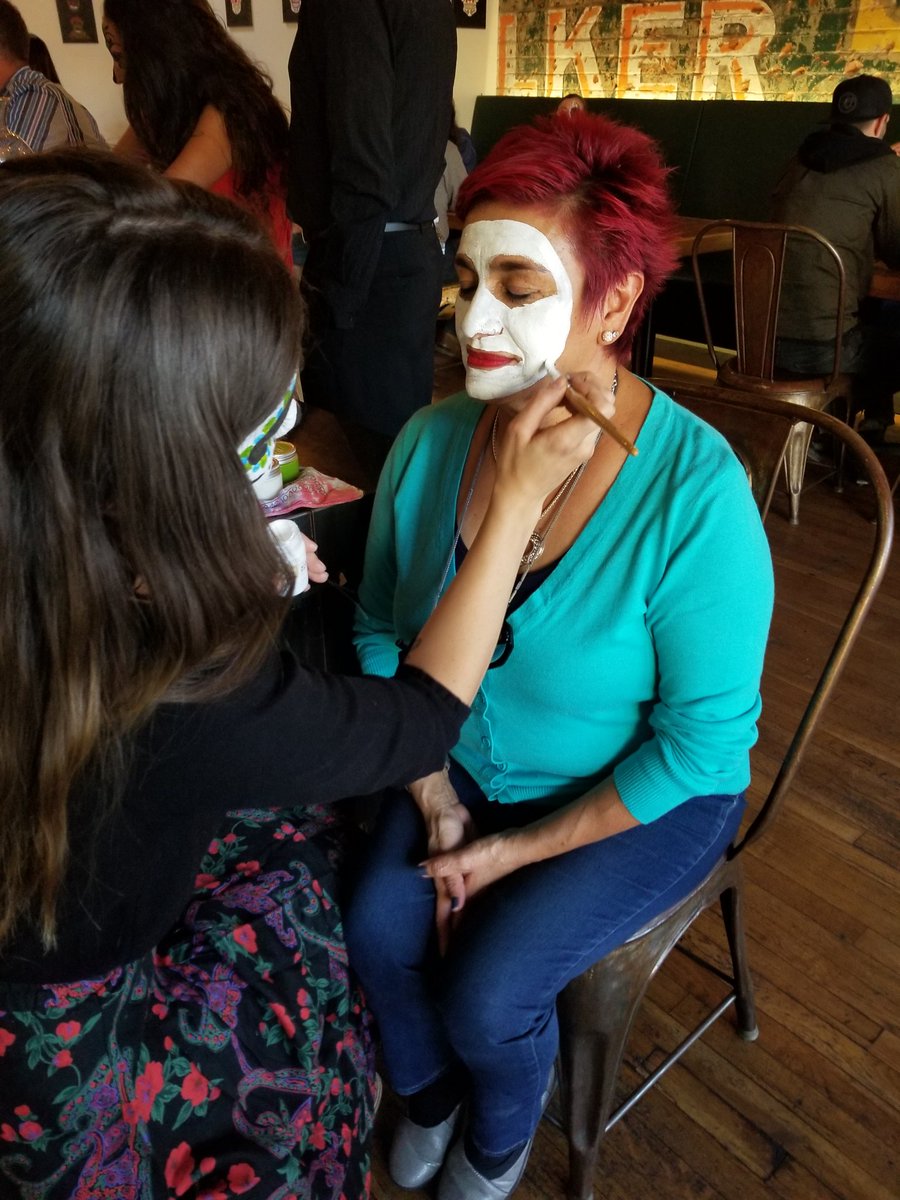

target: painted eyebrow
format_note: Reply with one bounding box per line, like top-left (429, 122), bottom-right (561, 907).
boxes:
top-left (489, 256), bottom-right (553, 274)
top-left (454, 252), bottom-right (553, 275)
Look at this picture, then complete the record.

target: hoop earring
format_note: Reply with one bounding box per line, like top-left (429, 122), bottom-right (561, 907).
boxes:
top-left (601, 329), bottom-right (620, 344)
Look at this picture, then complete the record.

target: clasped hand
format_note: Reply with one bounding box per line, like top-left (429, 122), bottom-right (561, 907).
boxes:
top-left (410, 769), bottom-right (520, 955)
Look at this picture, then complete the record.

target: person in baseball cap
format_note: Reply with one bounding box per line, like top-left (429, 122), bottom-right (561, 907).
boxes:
top-left (771, 72), bottom-right (900, 446)
top-left (831, 74), bottom-right (893, 125)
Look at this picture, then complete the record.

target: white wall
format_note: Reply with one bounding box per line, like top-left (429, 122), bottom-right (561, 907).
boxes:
top-left (19, 0), bottom-right (497, 143)
top-left (454, 3), bottom-right (497, 131)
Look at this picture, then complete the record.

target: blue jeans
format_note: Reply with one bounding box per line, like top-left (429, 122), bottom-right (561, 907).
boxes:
top-left (776, 307), bottom-right (900, 429)
top-left (344, 764), bottom-right (745, 1156)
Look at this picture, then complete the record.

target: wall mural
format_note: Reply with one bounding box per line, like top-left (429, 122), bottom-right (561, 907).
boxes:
top-left (497, 1), bottom-right (900, 102)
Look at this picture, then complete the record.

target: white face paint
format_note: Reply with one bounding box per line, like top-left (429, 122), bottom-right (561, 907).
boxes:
top-left (455, 219), bottom-right (574, 401)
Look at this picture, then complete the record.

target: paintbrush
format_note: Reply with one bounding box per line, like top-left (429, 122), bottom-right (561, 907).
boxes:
top-left (544, 362), bottom-right (639, 457)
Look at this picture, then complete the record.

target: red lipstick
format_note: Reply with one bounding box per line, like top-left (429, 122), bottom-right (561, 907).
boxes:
top-left (466, 349), bottom-right (520, 369)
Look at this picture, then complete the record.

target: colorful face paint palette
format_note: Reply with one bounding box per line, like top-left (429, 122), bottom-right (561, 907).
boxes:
top-left (259, 468), bottom-right (363, 517)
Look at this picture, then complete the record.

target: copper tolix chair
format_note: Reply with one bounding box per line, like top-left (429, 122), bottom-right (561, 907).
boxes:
top-left (692, 220), bottom-right (852, 525)
top-left (554, 383), bottom-right (894, 1200)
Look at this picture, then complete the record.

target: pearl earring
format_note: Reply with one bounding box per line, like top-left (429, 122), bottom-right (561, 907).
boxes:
top-left (601, 329), bottom-right (619, 344)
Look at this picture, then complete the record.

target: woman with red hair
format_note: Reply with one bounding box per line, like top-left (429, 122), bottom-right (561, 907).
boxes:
top-left (345, 112), bottom-right (774, 1200)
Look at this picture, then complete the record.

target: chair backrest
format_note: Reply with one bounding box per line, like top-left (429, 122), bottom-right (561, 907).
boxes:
top-left (691, 220), bottom-right (847, 386)
top-left (654, 379), bottom-right (894, 852)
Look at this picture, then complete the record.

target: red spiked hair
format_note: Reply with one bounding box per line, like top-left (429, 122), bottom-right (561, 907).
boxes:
top-left (456, 112), bottom-right (678, 358)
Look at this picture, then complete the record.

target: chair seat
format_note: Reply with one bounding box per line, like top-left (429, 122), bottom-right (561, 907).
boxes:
top-left (620, 878), bottom-right (713, 945)
top-left (718, 357), bottom-right (843, 408)
top-left (693, 220), bottom-right (854, 523)
top-left (717, 359), bottom-right (854, 523)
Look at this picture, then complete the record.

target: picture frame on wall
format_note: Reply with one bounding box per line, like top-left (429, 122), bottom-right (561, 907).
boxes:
top-left (282, 0), bottom-right (300, 22)
top-left (453, 0), bottom-right (486, 30)
top-left (55, 0), bottom-right (99, 44)
top-left (224, 0), bottom-right (253, 29)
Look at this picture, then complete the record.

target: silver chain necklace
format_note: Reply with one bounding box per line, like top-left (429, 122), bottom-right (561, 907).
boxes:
top-left (491, 413), bottom-right (582, 574)
top-left (437, 375), bottom-right (614, 606)
top-left (491, 370), bottom-right (615, 580)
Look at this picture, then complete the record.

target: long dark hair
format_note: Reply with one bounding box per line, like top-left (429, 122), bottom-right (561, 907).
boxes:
top-left (103, 0), bottom-right (289, 207)
top-left (0, 149), bottom-right (301, 950)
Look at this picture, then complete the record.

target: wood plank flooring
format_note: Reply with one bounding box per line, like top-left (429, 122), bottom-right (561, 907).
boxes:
top-left (294, 354), bottom-right (900, 1200)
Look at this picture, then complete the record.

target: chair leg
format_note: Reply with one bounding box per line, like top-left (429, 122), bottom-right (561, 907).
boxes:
top-left (557, 984), bottom-right (639, 1200)
top-left (832, 393), bottom-right (852, 494)
top-left (783, 420), bottom-right (815, 525)
top-left (557, 932), bottom-right (674, 1200)
top-left (720, 879), bottom-right (758, 1041)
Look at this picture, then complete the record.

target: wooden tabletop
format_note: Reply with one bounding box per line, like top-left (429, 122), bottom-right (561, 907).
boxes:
top-left (868, 261), bottom-right (900, 301)
top-left (672, 216), bottom-right (733, 257)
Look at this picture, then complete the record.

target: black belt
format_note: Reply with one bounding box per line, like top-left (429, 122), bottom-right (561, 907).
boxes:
top-left (384, 221), bottom-right (434, 233)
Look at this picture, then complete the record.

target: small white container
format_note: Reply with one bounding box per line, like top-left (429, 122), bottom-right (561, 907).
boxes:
top-left (252, 461), bottom-right (284, 501)
top-left (269, 519), bottom-right (309, 595)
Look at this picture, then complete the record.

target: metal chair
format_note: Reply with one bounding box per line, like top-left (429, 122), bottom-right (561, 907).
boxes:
top-left (555, 383), bottom-right (894, 1200)
top-left (692, 220), bottom-right (852, 525)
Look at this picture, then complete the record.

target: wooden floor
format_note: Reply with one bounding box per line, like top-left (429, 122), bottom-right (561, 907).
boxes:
top-left (295, 353), bottom-right (900, 1200)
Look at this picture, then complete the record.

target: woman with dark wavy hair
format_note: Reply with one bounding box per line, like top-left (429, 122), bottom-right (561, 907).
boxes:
top-left (102, 0), bottom-right (292, 261)
top-left (0, 149), bottom-right (596, 1199)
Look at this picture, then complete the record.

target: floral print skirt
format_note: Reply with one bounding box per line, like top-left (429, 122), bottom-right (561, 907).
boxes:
top-left (0, 807), bottom-right (375, 1200)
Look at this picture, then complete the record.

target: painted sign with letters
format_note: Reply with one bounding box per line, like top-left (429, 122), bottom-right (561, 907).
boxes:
top-left (497, 1), bottom-right (900, 101)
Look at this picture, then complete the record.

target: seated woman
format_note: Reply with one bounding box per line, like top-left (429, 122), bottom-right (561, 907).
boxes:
top-left (101, 0), bottom-right (292, 263)
top-left (0, 150), bottom-right (597, 1200)
top-left (345, 111), bottom-right (775, 1200)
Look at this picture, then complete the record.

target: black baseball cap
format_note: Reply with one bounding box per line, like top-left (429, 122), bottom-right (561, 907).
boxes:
top-left (831, 75), bottom-right (893, 122)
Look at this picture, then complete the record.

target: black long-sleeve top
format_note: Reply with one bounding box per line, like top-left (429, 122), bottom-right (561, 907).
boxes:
top-left (0, 656), bottom-right (466, 984)
top-left (287, 0), bottom-right (456, 327)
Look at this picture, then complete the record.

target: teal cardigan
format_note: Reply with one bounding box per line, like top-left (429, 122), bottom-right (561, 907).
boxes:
top-left (354, 387), bottom-right (774, 824)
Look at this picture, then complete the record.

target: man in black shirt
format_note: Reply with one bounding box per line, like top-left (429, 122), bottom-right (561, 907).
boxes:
top-left (288, 0), bottom-right (456, 479)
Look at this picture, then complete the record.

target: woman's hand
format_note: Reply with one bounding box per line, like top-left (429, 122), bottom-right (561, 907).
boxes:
top-left (301, 533), bottom-right (328, 585)
top-left (565, 369), bottom-right (619, 426)
top-left (492, 376), bottom-right (598, 512)
top-left (421, 830), bottom-right (521, 915)
top-left (423, 780), bottom-right (636, 920)
top-left (407, 769), bottom-right (475, 954)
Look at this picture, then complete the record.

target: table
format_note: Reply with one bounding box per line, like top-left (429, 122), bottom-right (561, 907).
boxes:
top-left (630, 216), bottom-right (732, 378)
top-left (868, 262), bottom-right (900, 302)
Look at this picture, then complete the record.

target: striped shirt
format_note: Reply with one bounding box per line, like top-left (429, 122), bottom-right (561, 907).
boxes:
top-left (2, 67), bottom-right (105, 153)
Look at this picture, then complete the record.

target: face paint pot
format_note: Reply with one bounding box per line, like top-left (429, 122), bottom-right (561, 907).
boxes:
top-left (273, 441), bottom-right (300, 484)
top-left (269, 519), bottom-right (309, 595)
top-left (251, 461), bottom-right (284, 501)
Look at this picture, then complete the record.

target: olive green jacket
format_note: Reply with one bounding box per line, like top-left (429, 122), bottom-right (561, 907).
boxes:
top-left (771, 127), bottom-right (900, 342)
